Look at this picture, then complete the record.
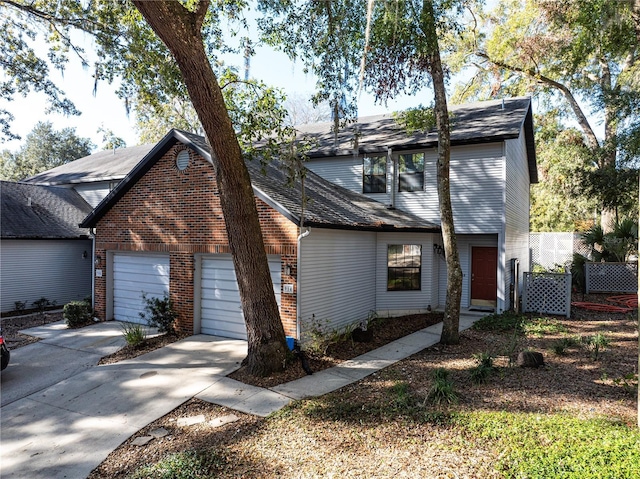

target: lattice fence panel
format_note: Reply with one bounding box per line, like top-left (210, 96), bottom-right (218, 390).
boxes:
top-left (522, 272), bottom-right (572, 317)
top-left (585, 262), bottom-right (638, 293)
top-left (530, 233), bottom-right (584, 271)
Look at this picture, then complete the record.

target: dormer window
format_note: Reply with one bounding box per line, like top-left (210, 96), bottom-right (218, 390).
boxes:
top-left (363, 155), bottom-right (386, 193)
top-left (398, 153), bottom-right (424, 192)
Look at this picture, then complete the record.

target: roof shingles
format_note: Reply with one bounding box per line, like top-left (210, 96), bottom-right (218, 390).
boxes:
top-left (1, 181), bottom-right (92, 239)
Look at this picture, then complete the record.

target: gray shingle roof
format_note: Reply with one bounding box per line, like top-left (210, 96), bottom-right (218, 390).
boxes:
top-left (23, 144), bottom-right (155, 185)
top-left (1, 181), bottom-right (92, 239)
top-left (81, 130), bottom-right (440, 232)
top-left (295, 96), bottom-right (537, 182)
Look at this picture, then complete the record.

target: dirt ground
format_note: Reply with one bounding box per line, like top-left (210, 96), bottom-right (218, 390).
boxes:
top-left (87, 294), bottom-right (638, 478)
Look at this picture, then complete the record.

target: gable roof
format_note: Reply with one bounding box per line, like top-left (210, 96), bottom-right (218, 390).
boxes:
top-left (23, 144), bottom-right (155, 186)
top-left (1, 181), bottom-right (92, 239)
top-left (296, 96), bottom-right (537, 183)
top-left (80, 130), bottom-right (440, 233)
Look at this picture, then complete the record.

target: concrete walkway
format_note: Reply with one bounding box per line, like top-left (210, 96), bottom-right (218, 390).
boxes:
top-left (0, 312), bottom-right (483, 478)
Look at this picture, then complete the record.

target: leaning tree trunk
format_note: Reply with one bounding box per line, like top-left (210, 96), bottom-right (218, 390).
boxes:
top-left (423, 0), bottom-right (463, 344)
top-left (133, 1), bottom-right (288, 376)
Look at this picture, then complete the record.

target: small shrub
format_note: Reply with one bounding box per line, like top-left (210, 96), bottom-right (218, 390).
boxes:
top-left (121, 322), bottom-right (147, 347)
top-left (470, 352), bottom-right (495, 384)
top-left (426, 368), bottom-right (458, 405)
top-left (301, 315), bottom-right (356, 355)
top-left (552, 336), bottom-right (579, 355)
top-left (33, 297), bottom-right (56, 321)
top-left (64, 299), bottom-right (93, 328)
top-left (14, 301), bottom-right (26, 312)
top-left (389, 381), bottom-right (415, 411)
top-left (613, 373), bottom-right (638, 397)
top-left (583, 332), bottom-right (611, 360)
top-left (139, 292), bottom-right (177, 334)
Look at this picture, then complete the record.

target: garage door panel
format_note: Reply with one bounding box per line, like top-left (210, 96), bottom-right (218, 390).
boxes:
top-left (201, 297), bottom-right (242, 312)
top-left (113, 254), bottom-right (169, 324)
top-left (200, 255), bottom-right (281, 340)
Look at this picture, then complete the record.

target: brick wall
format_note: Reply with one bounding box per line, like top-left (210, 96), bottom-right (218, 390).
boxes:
top-left (94, 144), bottom-right (299, 337)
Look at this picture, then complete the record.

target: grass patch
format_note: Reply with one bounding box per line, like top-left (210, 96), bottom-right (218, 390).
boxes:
top-left (457, 411), bottom-right (640, 479)
top-left (522, 317), bottom-right (568, 337)
top-left (128, 448), bottom-right (226, 479)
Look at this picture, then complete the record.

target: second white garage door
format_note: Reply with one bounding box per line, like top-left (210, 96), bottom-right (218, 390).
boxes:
top-left (113, 253), bottom-right (170, 324)
top-left (200, 255), bottom-right (281, 339)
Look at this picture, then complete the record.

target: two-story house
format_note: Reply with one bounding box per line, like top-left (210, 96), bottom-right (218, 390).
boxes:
top-left (78, 96), bottom-right (536, 341)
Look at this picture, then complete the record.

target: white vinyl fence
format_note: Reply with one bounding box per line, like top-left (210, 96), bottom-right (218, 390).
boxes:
top-left (530, 232), bottom-right (591, 271)
top-left (585, 262), bottom-right (638, 293)
top-left (522, 272), bottom-right (572, 318)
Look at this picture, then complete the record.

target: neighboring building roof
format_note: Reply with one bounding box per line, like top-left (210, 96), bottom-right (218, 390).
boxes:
top-left (1, 181), bottom-right (92, 239)
top-left (23, 144), bottom-right (155, 186)
top-left (80, 130), bottom-right (440, 233)
top-left (295, 96), bottom-right (537, 182)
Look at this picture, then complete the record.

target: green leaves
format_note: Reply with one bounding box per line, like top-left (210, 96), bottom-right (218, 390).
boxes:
top-left (0, 121), bottom-right (94, 180)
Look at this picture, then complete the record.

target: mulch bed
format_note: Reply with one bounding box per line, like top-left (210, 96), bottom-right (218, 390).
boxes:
top-left (0, 311), bottom-right (64, 349)
top-left (228, 312), bottom-right (444, 388)
top-left (88, 293), bottom-right (638, 479)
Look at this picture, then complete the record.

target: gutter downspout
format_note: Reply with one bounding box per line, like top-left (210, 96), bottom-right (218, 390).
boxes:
top-left (296, 226), bottom-right (311, 340)
top-left (388, 146), bottom-right (395, 209)
top-left (89, 228), bottom-right (96, 316)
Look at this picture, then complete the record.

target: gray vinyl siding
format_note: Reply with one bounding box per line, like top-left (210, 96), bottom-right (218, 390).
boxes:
top-left (0, 239), bottom-right (92, 312)
top-left (304, 157), bottom-right (364, 193)
top-left (306, 143), bottom-right (505, 234)
top-left (73, 182), bottom-right (112, 208)
top-left (299, 229), bottom-right (376, 338)
top-left (375, 232), bottom-right (436, 315)
top-left (504, 129), bottom-right (532, 309)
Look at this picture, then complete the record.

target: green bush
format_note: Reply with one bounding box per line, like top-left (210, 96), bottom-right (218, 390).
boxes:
top-left (139, 292), bottom-right (177, 334)
top-left (63, 300), bottom-right (93, 328)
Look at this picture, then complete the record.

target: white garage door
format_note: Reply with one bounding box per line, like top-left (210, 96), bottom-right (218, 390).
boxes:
top-left (113, 254), bottom-right (170, 324)
top-left (201, 255), bottom-right (281, 339)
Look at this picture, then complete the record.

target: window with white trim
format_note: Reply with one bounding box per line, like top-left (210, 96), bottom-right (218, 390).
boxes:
top-left (363, 155), bottom-right (386, 193)
top-left (398, 153), bottom-right (424, 192)
top-left (387, 244), bottom-right (422, 291)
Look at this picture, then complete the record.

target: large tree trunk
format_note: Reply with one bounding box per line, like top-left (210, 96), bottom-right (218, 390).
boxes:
top-left (133, 1), bottom-right (288, 376)
top-left (423, 0), bottom-right (463, 344)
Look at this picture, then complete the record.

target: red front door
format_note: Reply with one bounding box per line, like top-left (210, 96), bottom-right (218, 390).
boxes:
top-left (471, 247), bottom-right (498, 306)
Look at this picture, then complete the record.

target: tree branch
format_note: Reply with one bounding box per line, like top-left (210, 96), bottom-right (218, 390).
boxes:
top-left (476, 51), bottom-right (601, 151)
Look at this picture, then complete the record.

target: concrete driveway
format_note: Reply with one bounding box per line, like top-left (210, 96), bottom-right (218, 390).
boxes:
top-left (0, 322), bottom-right (250, 479)
top-left (1, 321), bottom-right (136, 407)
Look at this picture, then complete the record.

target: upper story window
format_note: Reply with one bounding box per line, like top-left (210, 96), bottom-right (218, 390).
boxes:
top-left (387, 244), bottom-right (422, 291)
top-left (363, 155), bottom-right (386, 193)
top-left (398, 153), bottom-right (424, 192)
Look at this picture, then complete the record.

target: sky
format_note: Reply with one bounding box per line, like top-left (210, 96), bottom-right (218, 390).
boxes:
top-left (3, 22), bottom-right (432, 153)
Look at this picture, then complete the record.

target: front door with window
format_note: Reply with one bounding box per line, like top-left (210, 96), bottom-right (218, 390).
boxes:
top-left (471, 247), bottom-right (497, 307)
